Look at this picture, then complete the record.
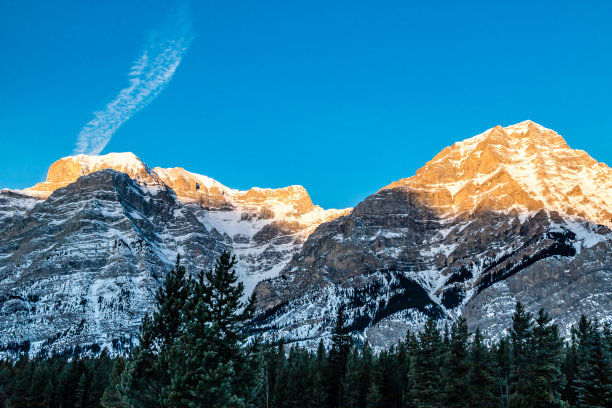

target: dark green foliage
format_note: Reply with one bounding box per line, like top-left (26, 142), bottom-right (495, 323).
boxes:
top-left (507, 304), bottom-right (568, 407)
top-left (493, 337), bottom-right (511, 408)
top-left (116, 255), bottom-right (190, 407)
top-left (408, 317), bottom-right (445, 407)
top-left (573, 317), bottom-right (612, 407)
top-left (365, 383), bottom-right (382, 408)
top-left (2, 293), bottom-right (611, 408)
top-left (469, 328), bottom-right (497, 407)
top-left (444, 317), bottom-right (471, 407)
top-left (328, 305), bottom-right (352, 406)
top-left (530, 309), bottom-right (566, 407)
top-left (0, 353), bottom-right (117, 408)
top-left (509, 302), bottom-right (535, 407)
top-left (165, 252), bottom-right (261, 407)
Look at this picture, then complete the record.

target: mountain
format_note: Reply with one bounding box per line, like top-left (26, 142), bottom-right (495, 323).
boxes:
top-left (0, 121), bottom-right (610, 356)
top-left (252, 121), bottom-right (612, 348)
top-left (0, 153), bottom-right (347, 356)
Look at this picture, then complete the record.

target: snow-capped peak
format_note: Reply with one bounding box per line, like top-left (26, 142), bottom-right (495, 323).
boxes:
top-left (24, 152), bottom-right (158, 196)
top-left (21, 152), bottom-right (350, 221)
top-left (384, 121), bottom-right (612, 227)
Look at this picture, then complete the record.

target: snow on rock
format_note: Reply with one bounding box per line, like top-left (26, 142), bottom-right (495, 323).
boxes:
top-left (385, 120), bottom-right (612, 227)
top-left (253, 121), bottom-right (612, 348)
top-left (0, 153), bottom-right (350, 357)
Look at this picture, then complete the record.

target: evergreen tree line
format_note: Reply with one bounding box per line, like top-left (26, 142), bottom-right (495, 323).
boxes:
top-left (0, 253), bottom-right (610, 407)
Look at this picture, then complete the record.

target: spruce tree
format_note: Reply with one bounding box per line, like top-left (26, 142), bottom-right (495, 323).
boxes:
top-left (271, 342), bottom-right (289, 407)
top-left (310, 370), bottom-right (328, 408)
top-left (469, 328), bottom-right (497, 406)
top-left (444, 316), bottom-right (471, 407)
top-left (494, 337), bottom-right (511, 408)
top-left (404, 329), bottom-right (419, 407)
top-left (365, 383), bottom-right (382, 408)
top-left (562, 331), bottom-right (579, 405)
top-left (573, 319), bottom-right (612, 407)
top-left (100, 358), bottom-right (129, 408)
top-left (409, 317), bottom-right (444, 407)
top-left (343, 347), bottom-right (361, 408)
top-left (509, 302), bottom-right (534, 407)
top-left (360, 342), bottom-right (375, 408)
top-left (166, 252), bottom-right (261, 407)
top-left (258, 341), bottom-right (284, 408)
top-left (530, 309), bottom-right (565, 407)
top-left (328, 305), bottom-right (351, 407)
top-left (116, 255), bottom-right (190, 407)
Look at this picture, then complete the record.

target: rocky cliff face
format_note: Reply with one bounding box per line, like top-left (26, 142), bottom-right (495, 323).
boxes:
top-left (1, 120), bottom-right (610, 355)
top-left (253, 121), bottom-right (612, 348)
top-left (0, 154), bottom-right (347, 356)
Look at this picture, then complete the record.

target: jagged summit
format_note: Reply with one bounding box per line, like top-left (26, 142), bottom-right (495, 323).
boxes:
top-left (21, 152), bottom-right (348, 217)
top-left (384, 121), bottom-right (612, 226)
top-left (1, 122), bottom-right (610, 356)
top-left (26, 152), bottom-right (159, 196)
top-left (252, 122), bottom-right (612, 349)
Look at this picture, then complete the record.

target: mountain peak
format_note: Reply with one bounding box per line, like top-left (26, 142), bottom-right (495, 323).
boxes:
top-left (385, 122), bottom-right (612, 226)
top-left (504, 119), bottom-right (546, 132)
top-left (22, 153), bottom-right (346, 218)
top-left (26, 152), bottom-right (158, 196)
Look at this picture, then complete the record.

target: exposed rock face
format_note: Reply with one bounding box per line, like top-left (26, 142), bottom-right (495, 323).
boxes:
top-left (0, 155), bottom-right (347, 356)
top-left (253, 121), bottom-right (612, 348)
top-left (151, 167), bottom-right (350, 294)
top-left (1, 170), bottom-right (225, 355)
top-left (26, 153), bottom-right (162, 195)
top-left (1, 120), bottom-right (610, 355)
top-left (385, 121), bottom-right (612, 226)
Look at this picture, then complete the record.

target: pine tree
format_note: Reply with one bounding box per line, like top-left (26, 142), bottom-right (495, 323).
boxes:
top-left (166, 252), bottom-right (262, 407)
top-left (602, 322), bottom-right (612, 355)
top-left (469, 328), bottom-right (497, 406)
top-left (83, 351), bottom-right (114, 407)
top-left (75, 372), bottom-right (90, 408)
top-left (443, 316), bottom-right (471, 407)
top-left (408, 317), bottom-right (444, 407)
top-left (309, 369), bottom-right (328, 408)
top-left (365, 383), bottom-right (382, 408)
top-left (315, 339), bottom-right (330, 408)
top-left (360, 342), bottom-right (376, 408)
top-left (328, 305), bottom-right (351, 407)
top-left (116, 255), bottom-right (190, 407)
top-left (271, 342), bottom-right (289, 408)
top-left (509, 302), bottom-right (534, 407)
top-left (573, 318), bottom-right (612, 407)
top-left (258, 341), bottom-right (284, 408)
top-left (494, 337), bottom-right (511, 408)
top-left (403, 330), bottom-right (419, 407)
top-left (100, 358), bottom-right (129, 408)
top-left (343, 347), bottom-right (361, 408)
top-left (530, 309), bottom-right (565, 407)
top-left (561, 331), bottom-right (579, 405)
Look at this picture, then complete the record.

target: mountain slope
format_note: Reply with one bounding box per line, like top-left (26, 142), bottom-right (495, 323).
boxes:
top-left (1, 120), bottom-right (610, 354)
top-left (0, 154), bottom-right (347, 355)
top-left (253, 121), bottom-right (612, 347)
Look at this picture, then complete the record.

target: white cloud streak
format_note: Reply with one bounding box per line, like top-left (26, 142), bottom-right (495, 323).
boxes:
top-left (73, 4), bottom-right (193, 155)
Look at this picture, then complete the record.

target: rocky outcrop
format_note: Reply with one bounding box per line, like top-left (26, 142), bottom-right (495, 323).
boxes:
top-left (385, 121), bottom-right (612, 226)
top-left (26, 153), bottom-right (163, 196)
top-left (0, 154), bottom-right (348, 356)
top-left (0, 170), bottom-right (225, 355)
top-left (252, 121), bottom-right (612, 348)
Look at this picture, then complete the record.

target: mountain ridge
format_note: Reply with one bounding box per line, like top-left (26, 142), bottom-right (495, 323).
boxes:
top-left (251, 120), bottom-right (612, 348)
top-left (0, 120), bottom-right (610, 355)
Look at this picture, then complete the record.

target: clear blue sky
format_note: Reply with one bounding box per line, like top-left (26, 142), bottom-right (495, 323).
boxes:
top-left (1, 0), bottom-right (611, 209)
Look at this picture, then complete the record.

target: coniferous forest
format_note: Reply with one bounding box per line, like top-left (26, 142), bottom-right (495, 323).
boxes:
top-left (1, 253), bottom-right (611, 408)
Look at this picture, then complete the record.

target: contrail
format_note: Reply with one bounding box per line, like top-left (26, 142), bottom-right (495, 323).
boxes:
top-left (73, 4), bottom-right (193, 155)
